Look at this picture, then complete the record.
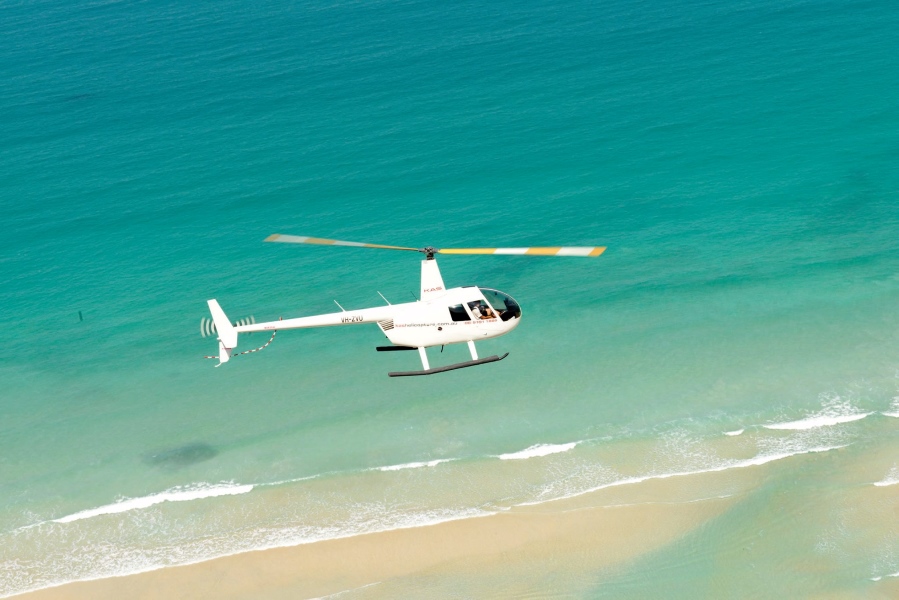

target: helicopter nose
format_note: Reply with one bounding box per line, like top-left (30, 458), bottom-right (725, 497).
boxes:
top-left (504, 311), bottom-right (521, 331)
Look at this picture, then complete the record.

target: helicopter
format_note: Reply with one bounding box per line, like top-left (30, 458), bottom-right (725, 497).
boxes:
top-left (204, 235), bottom-right (606, 377)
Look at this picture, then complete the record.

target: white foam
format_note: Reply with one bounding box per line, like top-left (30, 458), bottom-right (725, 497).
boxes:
top-left (377, 459), bottom-right (452, 471)
top-left (260, 474), bottom-right (319, 487)
top-left (518, 444), bottom-right (845, 506)
top-left (724, 429), bottom-right (744, 436)
top-left (873, 466), bottom-right (899, 487)
top-left (498, 442), bottom-right (578, 460)
top-left (763, 412), bottom-right (871, 431)
top-left (871, 571), bottom-right (899, 581)
top-left (52, 482), bottom-right (254, 524)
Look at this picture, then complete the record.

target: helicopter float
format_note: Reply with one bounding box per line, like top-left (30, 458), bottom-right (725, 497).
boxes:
top-left (204, 235), bottom-right (605, 377)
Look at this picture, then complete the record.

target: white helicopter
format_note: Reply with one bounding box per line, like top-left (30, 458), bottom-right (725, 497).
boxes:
top-left (204, 235), bottom-right (605, 377)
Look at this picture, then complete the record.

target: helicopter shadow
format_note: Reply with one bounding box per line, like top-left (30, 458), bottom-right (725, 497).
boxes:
top-left (143, 442), bottom-right (218, 470)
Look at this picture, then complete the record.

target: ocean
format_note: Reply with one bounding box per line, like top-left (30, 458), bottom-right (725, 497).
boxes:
top-left (2, 0), bottom-right (899, 596)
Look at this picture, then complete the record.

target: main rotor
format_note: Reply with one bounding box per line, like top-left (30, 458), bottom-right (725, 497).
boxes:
top-left (264, 235), bottom-right (605, 259)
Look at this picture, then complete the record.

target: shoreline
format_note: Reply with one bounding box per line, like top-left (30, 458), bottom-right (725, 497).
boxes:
top-left (15, 468), bottom-right (757, 600)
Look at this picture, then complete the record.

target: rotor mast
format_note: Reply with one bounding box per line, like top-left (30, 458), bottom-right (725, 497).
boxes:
top-left (420, 246), bottom-right (439, 260)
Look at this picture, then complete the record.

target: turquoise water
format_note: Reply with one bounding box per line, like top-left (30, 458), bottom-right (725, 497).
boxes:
top-left (2, 0), bottom-right (899, 596)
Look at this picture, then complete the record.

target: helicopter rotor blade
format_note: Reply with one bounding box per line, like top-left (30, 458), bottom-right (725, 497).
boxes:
top-left (438, 246), bottom-right (606, 257)
top-left (265, 234), bottom-right (420, 252)
top-left (265, 235), bottom-right (606, 257)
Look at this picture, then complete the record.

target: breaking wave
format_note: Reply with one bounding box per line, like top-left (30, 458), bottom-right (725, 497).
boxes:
top-left (52, 482), bottom-right (254, 524)
top-left (873, 466), bottom-right (899, 487)
top-left (883, 397), bottom-right (899, 418)
top-left (377, 459), bottom-right (453, 471)
top-left (498, 442), bottom-right (578, 460)
top-left (763, 396), bottom-right (871, 431)
top-left (764, 413), bottom-right (870, 430)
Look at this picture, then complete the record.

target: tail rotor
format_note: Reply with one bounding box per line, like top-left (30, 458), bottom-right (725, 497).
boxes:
top-left (200, 315), bottom-right (255, 338)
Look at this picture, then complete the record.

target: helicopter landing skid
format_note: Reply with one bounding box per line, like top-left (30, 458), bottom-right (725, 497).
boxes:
top-left (388, 353), bottom-right (509, 377)
top-left (376, 345), bottom-right (418, 351)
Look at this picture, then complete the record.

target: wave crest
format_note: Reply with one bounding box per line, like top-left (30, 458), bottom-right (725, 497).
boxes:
top-left (377, 459), bottom-right (452, 472)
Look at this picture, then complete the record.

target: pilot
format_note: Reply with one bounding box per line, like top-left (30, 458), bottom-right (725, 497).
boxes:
top-left (481, 306), bottom-right (496, 319)
top-left (470, 303), bottom-right (483, 318)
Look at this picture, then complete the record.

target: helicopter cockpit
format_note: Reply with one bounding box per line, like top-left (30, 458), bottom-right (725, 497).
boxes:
top-left (477, 288), bottom-right (522, 322)
top-left (447, 288), bottom-right (522, 322)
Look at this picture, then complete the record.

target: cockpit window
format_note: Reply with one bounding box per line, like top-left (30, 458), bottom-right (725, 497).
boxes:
top-left (479, 288), bottom-right (521, 321)
top-left (448, 304), bottom-right (471, 322)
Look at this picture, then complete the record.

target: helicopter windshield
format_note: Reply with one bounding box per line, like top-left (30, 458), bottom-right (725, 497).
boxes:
top-left (479, 288), bottom-right (521, 322)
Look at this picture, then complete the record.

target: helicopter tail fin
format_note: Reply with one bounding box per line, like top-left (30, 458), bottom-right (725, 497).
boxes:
top-left (207, 299), bottom-right (238, 365)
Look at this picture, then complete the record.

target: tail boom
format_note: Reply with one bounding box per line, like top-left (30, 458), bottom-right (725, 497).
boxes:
top-left (205, 301), bottom-right (397, 366)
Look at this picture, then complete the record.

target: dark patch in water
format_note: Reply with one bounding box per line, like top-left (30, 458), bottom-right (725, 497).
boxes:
top-left (145, 443), bottom-right (217, 468)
